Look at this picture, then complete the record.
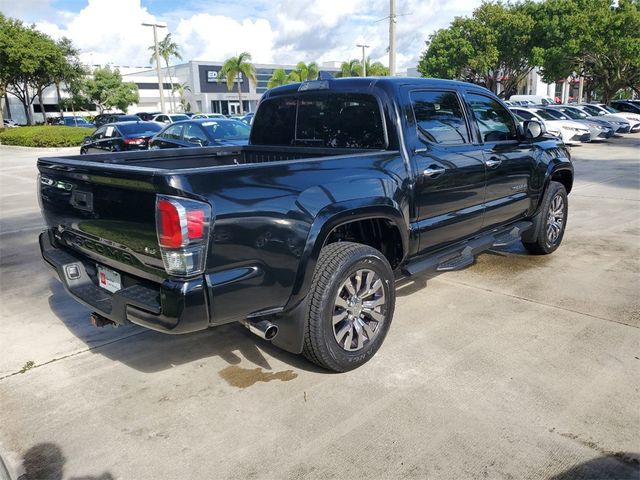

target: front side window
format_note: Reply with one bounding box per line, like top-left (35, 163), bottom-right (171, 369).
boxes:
top-left (162, 124), bottom-right (183, 140)
top-left (251, 92), bottom-right (385, 149)
top-left (467, 93), bottom-right (518, 142)
top-left (410, 90), bottom-right (470, 145)
top-left (183, 124), bottom-right (208, 144)
top-left (201, 121), bottom-right (250, 140)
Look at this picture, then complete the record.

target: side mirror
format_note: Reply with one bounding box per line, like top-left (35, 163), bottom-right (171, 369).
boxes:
top-left (83, 136), bottom-right (91, 143)
top-left (523, 120), bottom-right (544, 140)
top-left (188, 138), bottom-right (203, 146)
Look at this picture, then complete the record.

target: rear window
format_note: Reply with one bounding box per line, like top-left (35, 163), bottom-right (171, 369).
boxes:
top-left (118, 123), bottom-right (162, 135)
top-left (251, 92), bottom-right (385, 149)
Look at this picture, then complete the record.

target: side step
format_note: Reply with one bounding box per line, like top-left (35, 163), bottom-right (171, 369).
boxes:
top-left (402, 220), bottom-right (532, 277)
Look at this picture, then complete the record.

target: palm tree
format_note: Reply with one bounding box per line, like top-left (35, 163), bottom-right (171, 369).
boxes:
top-left (218, 52), bottom-right (256, 115)
top-left (267, 68), bottom-right (289, 89)
top-left (335, 59), bottom-right (363, 78)
top-left (172, 82), bottom-right (191, 112)
top-left (287, 62), bottom-right (319, 82)
top-left (149, 33), bottom-right (181, 112)
top-left (364, 57), bottom-right (389, 76)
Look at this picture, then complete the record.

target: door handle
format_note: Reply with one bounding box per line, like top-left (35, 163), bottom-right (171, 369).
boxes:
top-left (485, 157), bottom-right (502, 168)
top-left (423, 166), bottom-right (446, 178)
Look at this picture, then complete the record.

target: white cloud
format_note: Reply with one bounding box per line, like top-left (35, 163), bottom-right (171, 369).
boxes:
top-left (24, 0), bottom-right (484, 72)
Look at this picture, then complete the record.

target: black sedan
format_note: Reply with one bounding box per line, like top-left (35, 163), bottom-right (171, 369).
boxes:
top-left (148, 118), bottom-right (250, 149)
top-left (80, 121), bottom-right (163, 154)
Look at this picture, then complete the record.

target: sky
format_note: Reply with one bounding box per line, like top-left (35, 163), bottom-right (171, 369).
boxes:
top-left (1, 0), bottom-right (484, 71)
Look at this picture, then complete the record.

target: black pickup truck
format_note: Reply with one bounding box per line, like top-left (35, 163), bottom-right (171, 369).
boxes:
top-left (38, 78), bottom-right (573, 371)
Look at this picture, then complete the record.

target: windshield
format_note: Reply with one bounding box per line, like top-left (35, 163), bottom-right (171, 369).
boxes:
top-left (604, 106), bottom-right (619, 113)
top-left (118, 123), bottom-right (162, 135)
top-left (66, 118), bottom-right (88, 124)
top-left (201, 120), bottom-right (250, 140)
top-left (170, 115), bottom-right (189, 121)
top-left (555, 108), bottom-right (582, 120)
top-left (532, 109), bottom-right (556, 120)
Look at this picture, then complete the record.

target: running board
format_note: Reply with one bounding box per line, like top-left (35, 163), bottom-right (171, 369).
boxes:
top-left (402, 221), bottom-right (532, 276)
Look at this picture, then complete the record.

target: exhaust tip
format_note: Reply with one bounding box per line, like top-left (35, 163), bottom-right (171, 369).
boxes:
top-left (263, 324), bottom-right (278, 341)
top-left (242, 319), bottom-right (279, 341)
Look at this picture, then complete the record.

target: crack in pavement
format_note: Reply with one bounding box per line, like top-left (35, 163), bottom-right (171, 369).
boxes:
top-left (436, 277), bottom-right (639, 329)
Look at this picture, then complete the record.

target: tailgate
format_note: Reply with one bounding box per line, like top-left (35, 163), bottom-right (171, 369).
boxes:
top-left (38, 158), bottom-right (166, 282)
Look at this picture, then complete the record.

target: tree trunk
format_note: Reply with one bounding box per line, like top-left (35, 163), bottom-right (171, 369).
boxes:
top-left (56, 82), bottom-right (64, 119)
top-left (38, 91), bottom-right (47, 125)
top-left (164, 58), bottom-right (175, 113)
top-left (23, 83), bottom-right (32, 125)
top-left (0, 86), bottom-right (5, 128)
top-left (4, 92), bottom-right (12, 120)
top-left (237, 79), bottom-right (244, 115)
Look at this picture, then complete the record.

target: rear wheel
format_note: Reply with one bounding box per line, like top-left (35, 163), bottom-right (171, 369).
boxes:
top-left (303, 242), bottom-right (395, 372)
top-left (523, 181), bottom-right (568, 255)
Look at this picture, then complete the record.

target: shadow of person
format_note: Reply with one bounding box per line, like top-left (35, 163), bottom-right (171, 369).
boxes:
top-left (547, 454), bottom-right (640, 480)
top-left (17, 442), bottom-right (114, 480)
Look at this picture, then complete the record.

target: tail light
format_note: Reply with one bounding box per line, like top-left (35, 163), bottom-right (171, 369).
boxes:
top-left (155, 195), bottom-right (212, 276)
top-left (124, 137), bottom-right (147, 145)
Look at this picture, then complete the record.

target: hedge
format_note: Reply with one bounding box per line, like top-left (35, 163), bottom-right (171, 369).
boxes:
top-left (0, 126), bottom-right (92, 147)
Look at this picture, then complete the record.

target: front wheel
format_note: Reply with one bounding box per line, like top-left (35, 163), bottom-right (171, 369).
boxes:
top-left (523, 181), bottom-right (568, 255)
top-left (303, 242), bottom-right (395, 372)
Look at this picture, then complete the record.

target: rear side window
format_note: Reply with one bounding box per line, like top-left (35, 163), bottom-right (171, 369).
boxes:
top-left (467, 93), bottom-right (518, 142)
top-left (251, 92), bottom-right (385, 149)
top-left (410, 90), bottom-right (469, 145)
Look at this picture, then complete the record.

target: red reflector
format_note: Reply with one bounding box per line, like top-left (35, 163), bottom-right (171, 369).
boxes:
top-left (158, 199), bottom-right (183, 248)
top-left (187, 209), bottom-right (204, 239)
top-left (124, 138), bottom-right (145, 145)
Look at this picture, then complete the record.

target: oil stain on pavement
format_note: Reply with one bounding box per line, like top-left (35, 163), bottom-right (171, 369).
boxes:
top-left (218, 365), bottom-right (297, 388)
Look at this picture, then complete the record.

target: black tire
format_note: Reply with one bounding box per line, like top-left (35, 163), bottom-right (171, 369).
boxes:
top-left (303, 242), bottom-right (395, 372)
top-left (523, 181), bottom-right (568, 255)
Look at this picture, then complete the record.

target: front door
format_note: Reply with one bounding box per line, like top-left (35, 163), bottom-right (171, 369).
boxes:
top-left (405, 89), bottom-right (487, 254)
top-left (464, 91), bottom-right (536, 228)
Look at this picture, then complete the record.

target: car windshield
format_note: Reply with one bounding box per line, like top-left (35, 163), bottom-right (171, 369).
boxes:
top-left (201, 120), bottom-right (250, 140)
top-left (542, 109), bottom-right (566, 120)
top-left (581, 105), bottom-right (602, 116)
top-left (170, 115), bottom-right (189, 121)
top-left (532, 109), bottom-right (556, 121)
top-left (118, 123), bottom-right (162, 135)
top-left (604, 106), bottom-right (620, 113)
top-left (556, 108), bottom-right (583, 120)
top-left (66, 118), bottom-right (88, 124)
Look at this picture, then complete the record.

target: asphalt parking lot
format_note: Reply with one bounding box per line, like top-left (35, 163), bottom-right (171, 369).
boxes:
top-left (0, 138), bottom-right (638, 480)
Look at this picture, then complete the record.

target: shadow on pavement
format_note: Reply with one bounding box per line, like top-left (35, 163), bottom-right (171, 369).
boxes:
top-left (16, 442), bottom-right (113, 480)
top-left (46, 279), bottom-right (324, 374)
top-left (547, 453), bottom-right (640, 480)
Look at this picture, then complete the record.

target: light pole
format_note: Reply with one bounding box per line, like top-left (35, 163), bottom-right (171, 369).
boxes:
top-left (356, 44), bottom-right (370, 76)
top-left (389, 0), bottom-right (396, 76)
top-left (142, 22), bottom-right (167, 113)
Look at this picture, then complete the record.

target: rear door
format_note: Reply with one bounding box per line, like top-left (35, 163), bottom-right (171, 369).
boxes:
top-left (464, 91), bottom-right (536, 229)
top-left (403, 88), bottom-right (487, 253)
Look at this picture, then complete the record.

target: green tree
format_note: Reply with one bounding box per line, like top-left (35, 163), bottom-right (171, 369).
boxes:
top-left (51, 37), bottom-right (87, 119)
top-left (524, 0), bottom-right (640, 102)
top-left (218, 52), bottom-right (257, 115)
top-left (172, 82), bottom-right (191, 112)
top-left (287, 61), bottom-right (319, 82)
top-left (83, 66), bottom-right (139, 113)
top-left (149, 33), bottom-right (181, 112)
top-left (417, 2), bottom-right (534, 98)
top-left (335, 59), bottom-right (363, 78)
top-left (364, 58), bottom-right (390, 76)
top-left (267, 68), bottom-right (289, 89)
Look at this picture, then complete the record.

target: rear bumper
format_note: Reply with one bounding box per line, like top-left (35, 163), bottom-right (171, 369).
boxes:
top-left (40, 230), bottom-right (210, 334)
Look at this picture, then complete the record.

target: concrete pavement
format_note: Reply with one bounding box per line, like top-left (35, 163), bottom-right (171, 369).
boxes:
top-left (0, 139), bottom-right (638, 479)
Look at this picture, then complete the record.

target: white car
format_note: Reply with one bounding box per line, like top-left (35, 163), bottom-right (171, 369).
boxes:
top-left (510, 107), bottom-right (591, 144)
top-left (151, 114), bottom-right (190, 125)
top-left (581, 104), bottom-right (640, 132)
top-left (191, 113), bottom-right (227, 120)
top-left (510, 94), bottom-right (557, 105)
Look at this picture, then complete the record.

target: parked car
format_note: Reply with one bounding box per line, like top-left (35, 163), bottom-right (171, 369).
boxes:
top-left (149, 118), bottom-right (251, 149)
top-left (38, 77), bottom-right (573, 372)
top-left (136, 111), bottom-right (161, 121)
top-left (545, 106), bottom-right (619, 140)
top-left (509, 94), bottom-right (556, 105)
top-left (610, 100), bottom-right (640, 115)
top-left (79, 121), bottom-right (163, 154)
top-left (586, 104), bottom-right (640, 132)
top-left (191, 113), bottom-right (227, 120)
top-left (574, 104), bottom-right (633, 133)
top-left (509, 106), bottom-right (593, 144)
top-left (239, 112), bottom-right (255, 125)
top-left (2, 119), bottom-right (19, 128)
top-left (151, 113), bottom-right (190, 125)
top-left (55, 116), bottom-right (95, 128)
top-left (93, 113), bottom-right (125, 127)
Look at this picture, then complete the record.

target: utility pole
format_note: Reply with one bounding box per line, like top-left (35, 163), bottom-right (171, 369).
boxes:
top-left (389, 0), bottom-right (397, 76)
top-left (142, 22), bottom-right (167, 113)
top-left (356, 44), bottom-right (370, 76)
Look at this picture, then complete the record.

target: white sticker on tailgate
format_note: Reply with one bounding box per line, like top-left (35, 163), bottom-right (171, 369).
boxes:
top-left (97, 265), bottom-right (121, 293)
